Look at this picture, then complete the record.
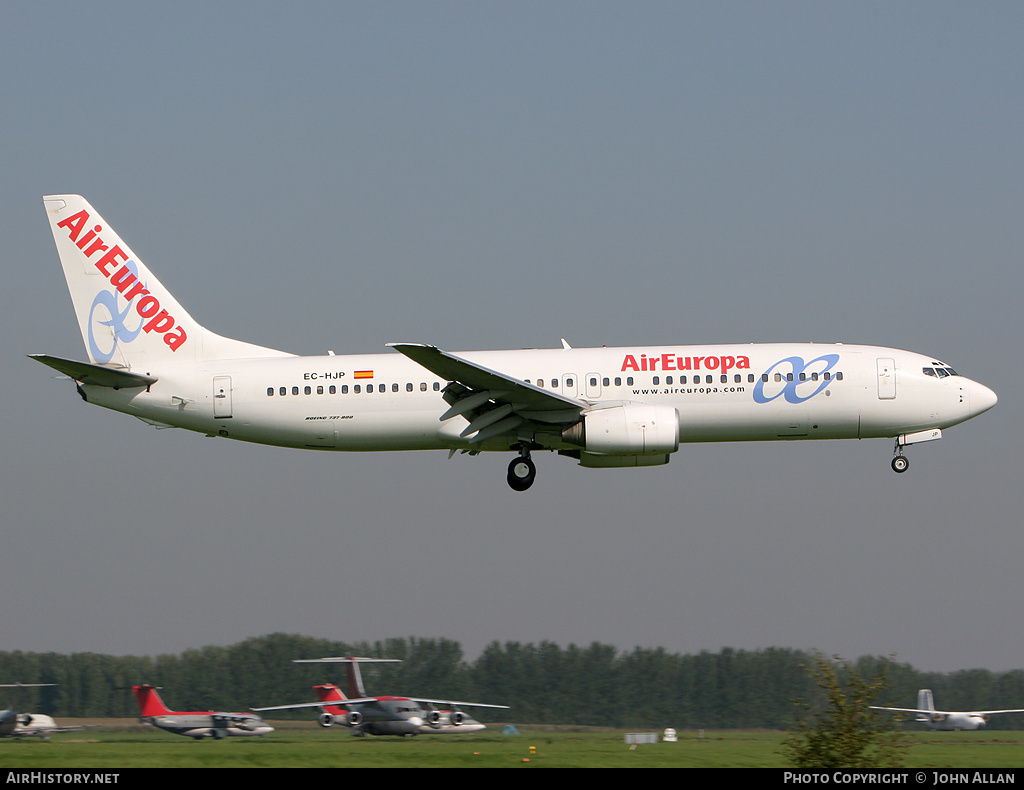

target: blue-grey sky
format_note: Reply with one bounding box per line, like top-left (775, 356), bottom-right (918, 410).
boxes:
top-left (2, 1), bottom-right (1022, 674)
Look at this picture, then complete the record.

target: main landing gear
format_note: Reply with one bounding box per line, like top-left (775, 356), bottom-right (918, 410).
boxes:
top-left (507, 447), bottom-right (537, 492)
top-left (891, 439), bottom-right (909, 474)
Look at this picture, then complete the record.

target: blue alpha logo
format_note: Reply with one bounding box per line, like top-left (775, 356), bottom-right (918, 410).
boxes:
top-left (752, 354), bottom-right (841, 404)
top-left (87, 260), bottom-right (145, 364)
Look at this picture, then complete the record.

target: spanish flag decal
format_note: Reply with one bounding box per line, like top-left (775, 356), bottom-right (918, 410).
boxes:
top-left (354, 370), bottom-right (374, 379)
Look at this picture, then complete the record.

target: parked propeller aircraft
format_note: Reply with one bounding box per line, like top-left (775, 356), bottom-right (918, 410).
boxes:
top-left (32, 195), bottom-right (997, 490)
top-left (872, 689), bottom-right (1024, 731)
top-left (0, 684), bottom-right (84, 739)
top-left (131, 684), bottom-right (274, 740)
top-left (253, 657), bottom-right (508, 736)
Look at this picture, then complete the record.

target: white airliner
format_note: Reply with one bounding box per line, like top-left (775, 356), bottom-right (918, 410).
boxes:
top-left (872, 689), bottom-right (1024, 731)
top-left (32, 195), bottom-right (997, 490)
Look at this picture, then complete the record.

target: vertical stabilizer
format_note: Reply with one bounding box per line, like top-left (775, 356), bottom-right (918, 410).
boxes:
top-left (42, 195), bottom-right (293, 367)
top-left (132, 685), bottom-right (172, 717)
top-left (917, 689), bottom-right (936, 722)
top-left (313, 684), bottom-right (348, 715)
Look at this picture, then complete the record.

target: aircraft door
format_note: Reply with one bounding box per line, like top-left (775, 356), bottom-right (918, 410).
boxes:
top-left (876, 358), bottom-right (896, 400)
top-left (213, 376), bottom-right (233, 418)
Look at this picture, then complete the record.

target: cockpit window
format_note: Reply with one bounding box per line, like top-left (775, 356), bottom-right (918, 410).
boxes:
top-left (935, 367), bottom-right (949, 378)
top-left (925, 365), bottom-right (960, 378)
top-left (923, 367), bottom-right (936, 377)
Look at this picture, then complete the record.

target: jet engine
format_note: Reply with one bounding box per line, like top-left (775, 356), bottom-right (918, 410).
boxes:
top-left (318, 713), bottom-right (336, 728)
top-left (562, 404), bottom-right (679, 456)
top-left (346, 711), bottom-right (363, 726)
top-left (426, 710), bottom-right (442, 726)
top-left (450, 711), bottom-right (465, 726)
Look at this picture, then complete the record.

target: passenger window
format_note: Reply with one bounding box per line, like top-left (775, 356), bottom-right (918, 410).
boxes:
top-left (774, 373), bottom-right (782, 383)
top-left (330, 385), bottom-right (336, 394)
top-left (748, 374), bottom-right (755, 383)
top-left (292, 386), bottom-right (299, 395)
top-left (433, 382), bottom-right (440, 391)
top-left (627, 377), bottom-right (634, 386)
top-left (280, 387), bottom-right (286, 396)
top-left (354, 385), bottom-right (361, 393)
top-left (341, 385), bottom-right (348, 394)
top-left (392, 383), bottom-right (399, 392)
top-left (317, 386), bottom-right (324, 395)
top-left (836, 372), bottom-right (844, 381)
top-left (652, 376), bottom-right (660, 385)
top-left (603, 377), bottom-right (610, 386)
top-left (267, 387), bottom-right (274, 396)
top-left (615, 377), bottom-right (622, 386)
top-left (406, 383), bottom-right (413, 392)
top-left (420, 382), bottom-right (427, 391)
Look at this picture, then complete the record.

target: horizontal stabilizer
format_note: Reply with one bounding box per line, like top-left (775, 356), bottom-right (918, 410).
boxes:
top-left (29, 354), bottom-right (157, 389)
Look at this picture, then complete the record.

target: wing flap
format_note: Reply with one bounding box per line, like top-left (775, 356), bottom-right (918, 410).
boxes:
top-left (388, 343), bottom-right (583, 443)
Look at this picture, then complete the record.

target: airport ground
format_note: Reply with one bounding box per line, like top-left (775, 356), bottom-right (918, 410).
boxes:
top-left (2, 721), bottom-right (1024, 768)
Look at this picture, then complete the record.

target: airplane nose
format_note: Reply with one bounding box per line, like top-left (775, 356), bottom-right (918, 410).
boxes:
top-left (969, 380), bottom-right (998, 416)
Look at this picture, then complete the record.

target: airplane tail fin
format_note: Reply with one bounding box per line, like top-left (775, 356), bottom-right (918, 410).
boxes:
top-left (917, 689), bottom-right (936, 722)
top-left (132, 685), bottom-right (172, 717)
top-left (42, 195), bottom-right (292, 367)
top-left (313, 684), bottom-right (348, 714)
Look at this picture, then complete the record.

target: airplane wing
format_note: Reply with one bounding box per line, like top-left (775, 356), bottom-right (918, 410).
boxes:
top-left (387, 343), bottom-right (584, 444)
top-left (29, 354), bottom-right (157, 389)
top-left (410, 698), bottom-right (510, 710)
top-left (871, 706), bottom-right (933, 714)
top-left (252, 698), bottom-right (378, 712)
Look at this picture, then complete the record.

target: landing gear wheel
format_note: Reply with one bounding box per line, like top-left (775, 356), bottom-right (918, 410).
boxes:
top-left (507, 456), bottom-right (536, 491)
top-left (891, 456), bottom-right (909, 473)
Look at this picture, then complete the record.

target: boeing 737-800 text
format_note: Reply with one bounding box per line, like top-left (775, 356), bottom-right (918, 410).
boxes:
top-left (31, 195), bottom-right (997, 490)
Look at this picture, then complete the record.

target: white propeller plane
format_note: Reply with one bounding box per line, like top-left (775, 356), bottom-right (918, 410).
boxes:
top-left (32, 195), bottom-right (997, 490)
top-left (254, 657), bottom-right (507, 736)
top-left (872, 689), bottom-right (1024, 731)
top-left (0, 684), bottom-right (85, 739)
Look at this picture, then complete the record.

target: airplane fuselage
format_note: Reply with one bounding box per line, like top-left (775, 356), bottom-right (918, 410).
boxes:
top-left (144, 713), bottom-right (274, 739)
top-left (80, 343), bottom-right (993, 455)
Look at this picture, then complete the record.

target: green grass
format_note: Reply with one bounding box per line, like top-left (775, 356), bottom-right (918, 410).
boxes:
top-left (2, 725), bottom-right (1024, 769)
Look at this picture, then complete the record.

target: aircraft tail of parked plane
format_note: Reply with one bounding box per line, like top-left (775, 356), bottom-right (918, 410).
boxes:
top-left (33, 195), bottom-right (998, 490)
top-left (871, 689), bottom-right (1024, 731)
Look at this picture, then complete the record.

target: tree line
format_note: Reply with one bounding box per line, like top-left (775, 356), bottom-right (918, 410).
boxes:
top-left (2, 635), bottom-right (1023, 729)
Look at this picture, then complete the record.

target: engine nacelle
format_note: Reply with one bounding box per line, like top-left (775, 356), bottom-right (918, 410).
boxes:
top-left (563, 404), bottom-right (679, 456)
top-left (426, 710), bottom-right (442, 726)
top-left (318, 713), bottom-right (337, 728)
top-left (450, 711), bottom-right (465, 726)
top-left (346, 710), bottom-right (363, 726)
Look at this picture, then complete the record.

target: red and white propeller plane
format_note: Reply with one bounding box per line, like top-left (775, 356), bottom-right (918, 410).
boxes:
top-left (33, 195), bottom-right (997, 490)
top-left (254, 657), bottom-right (508, 736)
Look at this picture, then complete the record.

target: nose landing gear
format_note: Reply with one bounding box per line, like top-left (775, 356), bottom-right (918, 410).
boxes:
top-left (507, 448), bottom-right (537, 491)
